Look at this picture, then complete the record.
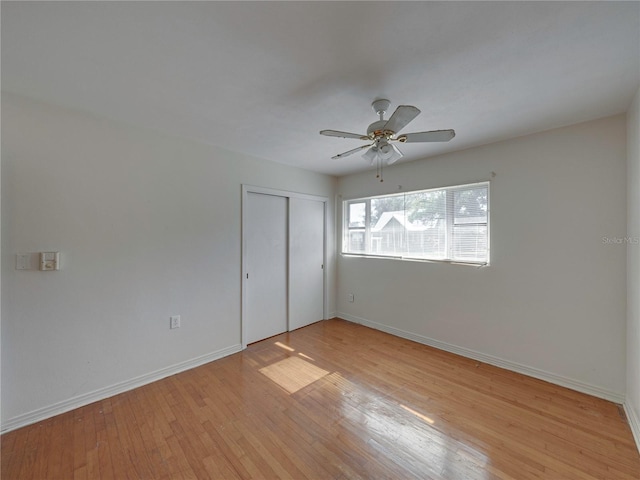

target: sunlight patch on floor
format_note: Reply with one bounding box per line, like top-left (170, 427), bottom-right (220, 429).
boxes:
top-left (259, 356), bottom-right (330, 394)
top-left (400, 404), bottom-right (435, 424)
top-left (274, 341), bottom-right (295, 352)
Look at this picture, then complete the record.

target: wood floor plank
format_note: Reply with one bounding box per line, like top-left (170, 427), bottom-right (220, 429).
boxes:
top-left (2, 319), bottom-right (639, 479)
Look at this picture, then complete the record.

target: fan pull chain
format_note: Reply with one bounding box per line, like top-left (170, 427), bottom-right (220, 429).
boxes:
top-left (376, 158), bottom-right (384, 182)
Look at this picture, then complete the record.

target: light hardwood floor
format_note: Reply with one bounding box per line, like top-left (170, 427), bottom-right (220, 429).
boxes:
top-left (2, 319), bottom-right (639, 479)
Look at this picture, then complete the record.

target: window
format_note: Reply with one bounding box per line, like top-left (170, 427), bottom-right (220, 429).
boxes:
top-left (342, 182), bottom-right (489, 264)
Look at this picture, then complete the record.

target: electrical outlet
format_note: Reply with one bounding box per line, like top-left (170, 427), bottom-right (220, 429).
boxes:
top-left (348, 293), bottom-right (354, 303)
top-left (170, 315), bottom-right (181, 329)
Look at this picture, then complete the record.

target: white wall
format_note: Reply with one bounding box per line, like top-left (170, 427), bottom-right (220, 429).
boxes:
top-left (627, 85), bottom-right (640, 447)
top-left (337, 115), bottom-right (628, 400)
top-left (1, 93), bottom-right (337, 430)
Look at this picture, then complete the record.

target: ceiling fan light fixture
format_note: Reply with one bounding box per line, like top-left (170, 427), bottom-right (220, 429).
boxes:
top-left (362, 141), bottom-right (402, 167)
top-left (380, 142), bottom-right (403, 164)
top-left (362, 146), bottom-right (378, 165)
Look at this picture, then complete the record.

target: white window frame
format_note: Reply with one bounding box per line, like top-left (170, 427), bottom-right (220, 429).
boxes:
top-left (342, 182), bottom-right (490, 265)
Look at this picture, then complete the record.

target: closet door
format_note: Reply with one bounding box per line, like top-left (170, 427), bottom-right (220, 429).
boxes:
top-left (289, 197), bottom-right (325, 330)
top-left (244, 192), bottom-right (288, 344)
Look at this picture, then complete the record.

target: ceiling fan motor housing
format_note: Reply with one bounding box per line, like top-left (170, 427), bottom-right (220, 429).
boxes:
top-left (367, 120), bottom-right (389, 138)
top-left (369, 99), bottom-right (395, 138)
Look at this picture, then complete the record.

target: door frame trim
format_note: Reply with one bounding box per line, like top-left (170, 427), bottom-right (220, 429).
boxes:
top-left (241, 185), bottom-right (328, 349)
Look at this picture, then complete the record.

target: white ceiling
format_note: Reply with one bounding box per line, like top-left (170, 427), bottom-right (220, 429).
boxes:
top-left (2, 1), bottom-right (639, 176)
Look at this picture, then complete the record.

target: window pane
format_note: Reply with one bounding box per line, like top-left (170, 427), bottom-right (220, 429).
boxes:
top-left (370, 215), bottom-right (404, 256)
top-left (348, 230), bottom-right (365, 252)
top-left (453, 225), bottom-right (488, 261)
top-left (453, 186), bottom-right (488, 261)
top-left (453, 187), bottom-right (487, 224)
top-left (371, 195), bottom-right (407, 255)
top-left (370, 195), bottom-right (405, 227)
top-left (348, 202), bottom-right (366, 228)
top-left (404, 190), bottom-right (446, 258)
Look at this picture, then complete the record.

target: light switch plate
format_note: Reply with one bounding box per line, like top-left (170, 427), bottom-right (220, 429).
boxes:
top-left (40, 252), bottom-right (60, 271)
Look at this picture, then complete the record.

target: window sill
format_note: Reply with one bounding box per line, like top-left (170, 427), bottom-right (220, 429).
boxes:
top-left (340, 253), bottom-right (489, 267)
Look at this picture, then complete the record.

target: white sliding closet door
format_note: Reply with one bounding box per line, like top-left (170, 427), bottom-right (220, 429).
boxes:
top-left (289, 197), bottom-right (325, 330)
top-left (244, 192), bottom-right (288, 344)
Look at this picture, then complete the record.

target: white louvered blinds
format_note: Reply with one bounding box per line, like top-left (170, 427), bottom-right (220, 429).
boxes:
top-left (343, 182), bottom-right (489, 264)
top-left (452, 186), bottom-right (489, 262)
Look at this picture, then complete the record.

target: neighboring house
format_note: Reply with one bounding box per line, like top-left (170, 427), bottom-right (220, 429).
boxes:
top-left (371, 210), bottom-right (487, 260)
top-left (371, 211), bottom-right (444, 257)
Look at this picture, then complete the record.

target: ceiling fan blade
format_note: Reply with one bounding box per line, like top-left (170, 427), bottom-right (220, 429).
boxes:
top-left (398, 129), bottom-right (456, 143)
top-left (332, 143), bottom-right (374, 159)
top-left (320, 129), bottom-right (369, 140)
top-left (383, 105), bottom-right (421, 134)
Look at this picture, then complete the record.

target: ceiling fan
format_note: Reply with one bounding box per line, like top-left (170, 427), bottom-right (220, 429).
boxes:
top-left (320, 99), bottom-right (455, 180)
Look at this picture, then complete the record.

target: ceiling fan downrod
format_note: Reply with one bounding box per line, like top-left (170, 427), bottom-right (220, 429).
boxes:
top-left (372, 98), bottom-right (390, 121)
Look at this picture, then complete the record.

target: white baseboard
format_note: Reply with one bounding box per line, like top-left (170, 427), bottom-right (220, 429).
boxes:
top-left (1, 344), bottom-right (242, 433)
top-left (624, 399), bottom-right (640, 454)
top-left (338, 312), bottom-right (625, 404)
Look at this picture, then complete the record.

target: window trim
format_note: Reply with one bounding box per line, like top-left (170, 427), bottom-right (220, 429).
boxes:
top-left (341, 181), bottom-right (490, 266)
